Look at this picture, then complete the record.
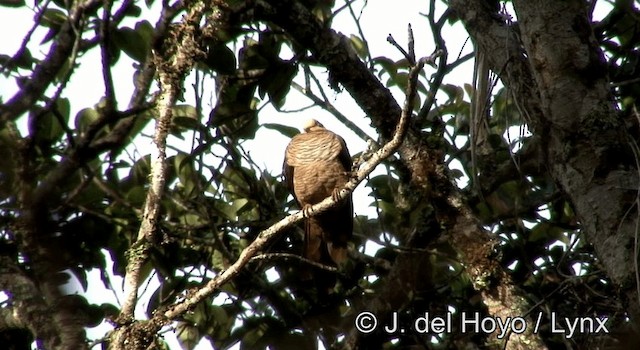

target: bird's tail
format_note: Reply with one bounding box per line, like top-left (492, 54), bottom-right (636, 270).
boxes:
top-left (302, 218), bottom-right (339, 296)
top-left (326, 242), bottom-right (348, 266)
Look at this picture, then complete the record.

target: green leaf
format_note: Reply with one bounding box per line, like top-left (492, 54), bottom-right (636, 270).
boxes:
top-left (440, 84), bottom-right (464, 103)
top-left (74, 107), bottom-right (100, 134)
top-left (100, 303), bottom-right (120, 319)
top-left (211, 249), bottom-right (227, 270)
top-left (260, 62), bottom-right (297, 110)
top-left (135, 20), bottom-right (154, 49)
top-left (56, 96), bottom-right (70, 120)
top-left (176, 321), bottom-right (201, 350)
top-left (529, 222), bottom-right (565, 243)
top-left (349, 34), bottom-right (368, 59)
top-left (125, 185), bottom-right (147, 207)
top-left (0, 0), bottom-right (25, 7)
top-left (113, 26), bottom-right (148, 63)
top-left (123, 3), bottom-right (141, 17)
top-left (173, 105), bottom-right (199, 119)
top-left (0, 49), bottom-right (33, 70)
top-left (204, 44), bottom-right (237, 74)
top-left (41, 8), bottom-right (66, 28)
top-left (85, 303), bottom-right (105, 328)
top-left (367, 174), bottom-right (398, 203)
top-left (210, 101), bottom-right (258, 139)
top-left (372, 56), bottom-right (397, 78)
top-left (33, 99), bottom-right (69, 144)
top-left (172, 105), bottom-right (200, 131)
top-left (130, 154), bottom-right (151, 186)
top-left (173, 152), bottom-right (199, 197)
top-left (262, 123), bottom-right (299, 138)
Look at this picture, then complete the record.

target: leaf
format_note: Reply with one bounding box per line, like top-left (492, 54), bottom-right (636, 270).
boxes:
top-left (173, 152), bottom-right (199, 197)
top-left (130, 154), bottom-right (151, 186)
top-left (176, 321), bottom-right (201, 350)
top-left (74, 107), bottom-right (100, 135)
top-left (1, 48), bottom-right (33, 70)
top-left (33, 98), bottom-right (69, 145)
top-left (100, 303), bottom-right (120, 319)
top-left (173, 104), bottom-right (199, 119)
top-left (529, 222), bottom-right (565, 243)
top-left (56, 97), bottom-right (70, 123)
top-left (69, 266), bottom-right (88, 291)
top-left (41, 8), bottom-right (66, 28)
top-left (349, 34), bottom-right (368, 59)
top-left (463, 83), bottom-right (475, 100)
top-left (372, 56), bottom-right (398, 78)
top-left (231, 198), bottom-right (250, 216)
top-left (0, 0), bottom-right (25, 7)
top-left (85, 303), bottom-right (106, 328)
top-left (204, 44), bottom-right (237, 74)
top-left (211, 249), bottom-right (228, 270)
top-left (262, 123), bottom-right (299, 138)
top-left (440, 84), bottom-right (464, 102)
top-left (125, 186), bottom-right (147, 207)
top-left (210, 101), bottom-right (258, 139)
top-left (113, 26), bottom-right (148, 63)
top-left (367, 174), bottom-right (398, 203)
top-left (172, 105), bottom-right (200, 131)
top-left (210, 305), bottom-right (229, 326)
top-left (261, 62), bottom-right (297, 110)
top-left (123, 3), bottom-right (142, 17)
top-left (135, 20), bottom-right (154, 50)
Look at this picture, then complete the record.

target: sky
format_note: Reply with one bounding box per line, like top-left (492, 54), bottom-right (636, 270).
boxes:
top-left (0, 0), bottom-right (614, 349)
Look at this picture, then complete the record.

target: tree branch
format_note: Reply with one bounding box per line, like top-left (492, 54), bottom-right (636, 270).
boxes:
top-left (0, 257), bottom-right (56, 349)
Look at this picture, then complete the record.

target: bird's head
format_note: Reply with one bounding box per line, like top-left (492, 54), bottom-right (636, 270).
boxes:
top-left (303, 119), bottom-right (325, 132)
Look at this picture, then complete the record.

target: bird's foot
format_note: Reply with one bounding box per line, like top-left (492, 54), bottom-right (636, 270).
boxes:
top-left (331, 188), bottom-right (343, 202)
top-left (302, 204), bottom-right (313, 217)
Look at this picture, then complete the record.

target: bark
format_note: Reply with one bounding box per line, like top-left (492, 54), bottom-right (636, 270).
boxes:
top-left (0, 257), bottom-right (60, 350)
top-left (451, 0), bottom-right (640, 319)
top-left (109, 2), bottom-right (208, 349)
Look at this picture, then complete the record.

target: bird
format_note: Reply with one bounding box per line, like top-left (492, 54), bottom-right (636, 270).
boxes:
top-left (283, 119), bottom-right (353, 291)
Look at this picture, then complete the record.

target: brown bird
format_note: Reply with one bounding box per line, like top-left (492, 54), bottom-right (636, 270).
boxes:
top-left (283, 119), bottom-right (353, 288)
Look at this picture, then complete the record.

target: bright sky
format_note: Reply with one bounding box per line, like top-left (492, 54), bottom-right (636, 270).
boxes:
top-left (0, 1), bottom-right (613, 349)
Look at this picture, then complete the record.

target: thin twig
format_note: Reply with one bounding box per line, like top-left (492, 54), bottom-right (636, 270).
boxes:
top-left (291, 80), bottom-right (377, 145)
top-left (407, 24), bottom-right (415, 64)
top-left (250, 253), bottom-right (338, 272)
top-left (417, 0), bottom-right (450, 121)
top-left (387, 34), bottom-right (413, 65)
top-left (100, 0), bottom-right (117, 112)
top-left (346, 0), bottom-right (373, 69)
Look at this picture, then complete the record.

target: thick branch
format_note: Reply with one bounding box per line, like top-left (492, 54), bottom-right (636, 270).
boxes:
top-left (0, 257), bottom-right (57, 349)
top-left (512, 0), bottom-right (637, 318)
top-left (452, 0), bottom-right (638, 322)
top-left (109, 1), bottom-right (210, 349)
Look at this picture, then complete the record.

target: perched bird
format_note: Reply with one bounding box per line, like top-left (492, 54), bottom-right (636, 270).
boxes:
top-left (283, 119), bottom-right (353, 290)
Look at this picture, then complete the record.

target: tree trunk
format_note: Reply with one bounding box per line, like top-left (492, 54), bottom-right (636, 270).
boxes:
top-left (451, 0), bottom-right (640, 319)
